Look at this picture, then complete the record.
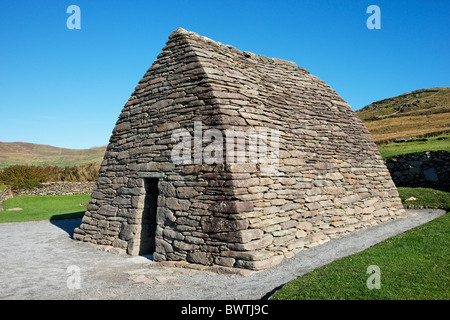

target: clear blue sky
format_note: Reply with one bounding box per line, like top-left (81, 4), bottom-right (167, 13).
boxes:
top-left (1, 0), bottom-right (449, 149)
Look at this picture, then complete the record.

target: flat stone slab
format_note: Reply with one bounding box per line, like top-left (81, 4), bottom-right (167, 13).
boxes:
top-left (0, 208), bottom-right (445, 300)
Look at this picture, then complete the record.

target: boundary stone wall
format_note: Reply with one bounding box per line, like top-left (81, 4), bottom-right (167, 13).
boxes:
top-left (14, 182), bottom-right (95, 196)
top-left (386, 151), bottom-right (449, 186)
top-left (0, 182), bottom-right (94, 211)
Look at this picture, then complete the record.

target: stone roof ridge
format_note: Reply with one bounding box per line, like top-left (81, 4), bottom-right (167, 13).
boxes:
top-left (169, 27), bottom-right (309, 73)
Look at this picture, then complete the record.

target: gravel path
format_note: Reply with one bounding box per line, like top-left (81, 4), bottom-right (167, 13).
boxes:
top-left (0, 209), bottom-right (445, 300)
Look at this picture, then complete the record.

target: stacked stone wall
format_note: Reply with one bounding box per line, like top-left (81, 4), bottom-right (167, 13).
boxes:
top-left (14, 182), bottom-right (95, 196)
top-left (386, 151), bottom-right (449, 186)
top-left (73, 28), bottom-right (405, 272)
top-left (0, 187), bottom-right (13, 211)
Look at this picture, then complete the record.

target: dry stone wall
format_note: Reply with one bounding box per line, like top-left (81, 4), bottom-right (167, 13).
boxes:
top-left (386, 151), bottom-right (449, 186)
top-left (73, 28), bottom-right (406, 273)
top-left (0, 182), bottom-right (94, 211)
top-left (14, 182), bottom-right (95, 196)
top-left (0, 187), bottom-right (13, 211)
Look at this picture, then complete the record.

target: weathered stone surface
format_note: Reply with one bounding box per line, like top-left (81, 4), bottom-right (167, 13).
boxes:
top-left (210, 229), bottom-right (264, 243)
top-left (210, 201), bottom-right (254, 213)
top-left (234, 254), bottom-right (284, 271)
top-left (385, 151), bottom-right (449, 186)
top-left (176, 187), bottom-right (199, 199)
top-left (155, 238), bottom-right (173, 253)
top-left (185, 252), bottom-right (212, 266)
top-left (156, 207), bottom-right (176, 224)
top-left (173, 240), bottom-right (199, 251)
top-left (424, 167), bottom-right (438, 182)
top-left (221, 249), bottom-right (274, 261)
top-left (98, 205), bottom-right (118, 217)
top-left (228, 235), bottom-right (273, 251)
top-left (201, 217), bottom-right (249, 233)
top-left (165, 198), bottom-right (191, 211)
top-left (159, 181), bottom-right (176, 197)
top-left (119, 223), bottom-right (139, 241)
top-left (215, 256), bottom-right (235, 267)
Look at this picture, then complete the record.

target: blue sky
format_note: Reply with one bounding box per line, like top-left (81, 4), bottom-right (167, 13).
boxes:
top-left (1, 0), bottom-right (449, 149)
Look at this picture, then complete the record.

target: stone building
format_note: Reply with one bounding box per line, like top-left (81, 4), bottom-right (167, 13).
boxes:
top-left (73, 28), bottom-right (405, 272)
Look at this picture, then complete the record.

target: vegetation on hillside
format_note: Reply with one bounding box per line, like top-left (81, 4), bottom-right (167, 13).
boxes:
top-left (0, 142), bottom-right (105, 169)
top-left (357, 87), bottom-right (450, 144)
top-left (0, 163), bottom-right (100, 190)
top-left (357, 87), bottom-right (450, 121)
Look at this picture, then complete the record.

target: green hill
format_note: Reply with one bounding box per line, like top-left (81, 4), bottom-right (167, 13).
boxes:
top-left (0, 142), bottom-right (105, 169)
top-left (357, 87), bottom-right (450, 144)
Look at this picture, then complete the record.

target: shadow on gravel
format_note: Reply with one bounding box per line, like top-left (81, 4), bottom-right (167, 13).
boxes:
top-left (49, 216), bottom-right (82, 238)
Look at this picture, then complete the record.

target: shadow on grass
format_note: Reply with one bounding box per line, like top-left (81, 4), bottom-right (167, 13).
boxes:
top-left (50, 211), bottom-right (84, 238)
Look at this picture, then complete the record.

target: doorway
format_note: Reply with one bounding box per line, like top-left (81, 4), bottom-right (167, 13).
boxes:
top-left (139, 178), bottom-right (158, 255)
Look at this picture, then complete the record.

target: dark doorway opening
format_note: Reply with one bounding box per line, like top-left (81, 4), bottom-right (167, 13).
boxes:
top-left (139, 178), bottom-right (158, 255)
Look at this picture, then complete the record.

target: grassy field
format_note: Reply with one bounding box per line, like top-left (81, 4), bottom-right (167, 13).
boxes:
top-left (271, 212), bottom-right (449, 300)
top-left (397, 186), bottom-right (450, 210)
top-left (364, 112), bottom-right (450, 144)
top-left (378, 134), bottom-right (450, 158)
top-left (357, 87), bottom-right (450, 144)
top-left (0, 194), bottom-right (90, 223)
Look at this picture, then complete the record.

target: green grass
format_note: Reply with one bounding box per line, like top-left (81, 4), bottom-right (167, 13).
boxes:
top-left (271, 213), bottom-right (450, 300)
top-left (0, 194), bottom-right (90, 223)
top-left (378, 134), bottom-right (450, 158)
top-left (397, 186), bottom-right (450, 210)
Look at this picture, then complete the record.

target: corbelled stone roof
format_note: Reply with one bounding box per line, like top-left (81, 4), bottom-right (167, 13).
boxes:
top-left (169, 27), bottom-right (302, 69)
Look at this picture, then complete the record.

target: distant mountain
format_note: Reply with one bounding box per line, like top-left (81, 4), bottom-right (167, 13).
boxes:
top-left (0, 142), bottom-right (106, 168)
top-left (357, 87), bottom-right (450, 144)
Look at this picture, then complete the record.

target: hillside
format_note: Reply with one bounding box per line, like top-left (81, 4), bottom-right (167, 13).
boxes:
top-left (357, 87), bottom-right (450, 144)
top-left (0, 142), bottom-right (105, 168)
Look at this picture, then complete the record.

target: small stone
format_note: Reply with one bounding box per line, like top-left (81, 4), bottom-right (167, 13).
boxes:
top-left (228, 234), bottom-right (273, 251)
top-left (5, 208), bottom-right (22, 211)
top-left (234, 254), bottom-right (283, 271)
top-left (165, 198), bottom-right (191, 211)
top-left (210, 201), bottom-right (253, 213)
top-left (186, 252), bottom-right (213, 265)
top-left (176, 187), bottom-right (199, 199)
top-left (211, 228), bottom-right (263, 243)
top-left (215, 256), bottom-right (235, 267)
top-left (201, 217), bottom-right (249, 233)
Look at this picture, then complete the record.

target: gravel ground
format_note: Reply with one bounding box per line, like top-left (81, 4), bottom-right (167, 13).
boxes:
top-left (0, 209), bottom-right (445, 300)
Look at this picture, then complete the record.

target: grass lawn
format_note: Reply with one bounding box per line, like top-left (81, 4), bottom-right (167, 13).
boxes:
top-left (378, 134), bottom-right (450, 158)
top-left (271, 212), bottom-right (449, 300)
top-left (0, 194), bottom-right (90, 223)
top-left (397, 186), bottom-right (450, 210)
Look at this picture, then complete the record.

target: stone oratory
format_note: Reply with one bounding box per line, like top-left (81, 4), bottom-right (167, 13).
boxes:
top-left (74, 28), bottom-right (405, 273)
